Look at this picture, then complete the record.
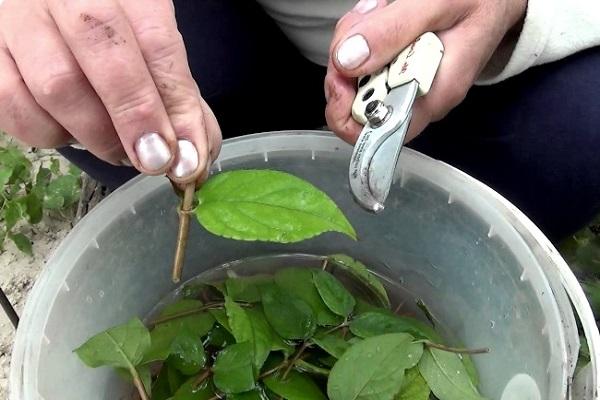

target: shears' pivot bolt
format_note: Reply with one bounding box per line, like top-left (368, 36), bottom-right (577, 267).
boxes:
top-left (365, 100), bottom-right (391, 128)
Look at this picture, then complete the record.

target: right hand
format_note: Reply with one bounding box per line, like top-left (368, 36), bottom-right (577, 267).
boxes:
top-left (0, 0), bottom-right (222, 184)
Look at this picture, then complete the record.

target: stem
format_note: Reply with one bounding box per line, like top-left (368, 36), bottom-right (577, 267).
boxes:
top-left (131, 368), bottom-right (150, 400)
top-left (321, 321), bottom-right (349, 336)
top-left (258, 360), bottom-right (288, 379)
top-left (424, 341), bottom-right (490, 355)
top-left (172, 183), bottom-right (196, 283)
top-left (151, 301), bottom-right (252, 326)
top-left (321, 258), bottom-right (329, 271)
top-left (283, 342), bottom-right (309, 380)
top-left (193, 369), bottom-right (212, 388)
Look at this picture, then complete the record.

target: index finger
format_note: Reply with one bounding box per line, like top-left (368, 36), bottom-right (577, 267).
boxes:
top-left (47, 0), bottom-right (177, 174)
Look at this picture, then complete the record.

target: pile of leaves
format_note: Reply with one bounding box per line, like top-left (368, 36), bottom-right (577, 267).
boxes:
top-left (75, 255), bottom-right (488, 400)
top-left (0, 145), bottom-right (80, 255)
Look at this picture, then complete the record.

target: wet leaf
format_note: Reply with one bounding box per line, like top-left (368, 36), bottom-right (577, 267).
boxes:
top-left (205, 323), bottom-right (235, 348)
top-left (264, 369), bottom-right (327, 400)
top-left (274, 268), bottom-right (341, 326)
top-left (327, 333), bottom-right (423, 400)
top-left (24, 193), bottom-right (43, 224)
top-left (195, 169), bottom-right (356, 242)
top-left (328, 255), bottom-right (390, 308)
top-left (74, 318), bottom-right (150, 370)
top-left (213, 342), bottom-right (256, 394)
top-left (209, 308), bottom-right (232, 332)
top-left (311, 333), bottom-right (350, 359)
top-left (225, 296), bottom-right (271, 371)
top-left (226, 275), bottom-right (272, 303)
top-left (350, 312), bottom-right (440, 341)
top-left (167, 328), bottom-right (207, 375)
top-left (313, 270), bottom-right (355, 317)
top-left (144, 300), bottom-right (214, 364)
top-left (418, 348), bottom-right (486, 400)
top-left (152, 365), bottom-right (173, 400)
top-left (173, 377), bottom-right (215, 400)
top-left (228, 389), bottom-right (268, 399)
top-left (395, 367), bottom-right (429, 400)
top-left (261, 285), bottom-right (316, 340)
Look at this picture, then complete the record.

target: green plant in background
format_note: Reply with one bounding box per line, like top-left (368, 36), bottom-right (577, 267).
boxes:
top-left (0, 145), bottom-right (81, 255)
top-left (559, 214), bottom-right (600, 321)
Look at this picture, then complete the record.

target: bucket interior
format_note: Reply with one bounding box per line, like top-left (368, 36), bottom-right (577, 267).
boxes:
top-left (11, 132), bottom-right (572, 400)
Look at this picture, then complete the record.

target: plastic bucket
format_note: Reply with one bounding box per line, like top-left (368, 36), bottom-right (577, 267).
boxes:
top-left (10, 131), bottom-right (599, 399)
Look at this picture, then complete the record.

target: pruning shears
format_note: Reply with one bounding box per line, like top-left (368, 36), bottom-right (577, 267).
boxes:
top-left (349, 32), bottom-right (444, 213)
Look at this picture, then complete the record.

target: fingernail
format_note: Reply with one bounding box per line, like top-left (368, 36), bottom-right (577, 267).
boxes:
top-left (170, 140), bottom-right (199, 178)
top-left (353, 0), bottom-right (377, 14)
top-left (120, 157), bottom-right (133, 167)
top-left (337, 34), bottom-right (370, 70)
top-left (134, 132), bottom-right (172, 171)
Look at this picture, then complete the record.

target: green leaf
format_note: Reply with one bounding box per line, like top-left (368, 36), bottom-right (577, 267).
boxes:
top-left (44, 174), bottom-right (80, 209)
top-left (209, 308), bottom-right (232, 333)
top-left (68, 163), bottom-right (81, 176)
top-left (35, 166), bottom-right (51, 189)
top-left (350, 312), bottom-right (440, 342)
top-left (226, 275), bottom-right (272, 303)
top-left (144, 300), bottom-right (215, 364)
top-left (195, 169), bottom-right (356, 242)
top-left (395, 367), bottom-right (429, 400)
top-left (327, 333), bottom-right (423, 400)
top-left (274, 268), bottom-right (341, 326)
top-left (418, 348), bottom-right (486, 400)
top-left (167, 328), bottom-right (207, 375)
top-left (261, 285), bottom-right (316, 340)
top-left (0, 166), bottom-right (13, 188)
top-left (4, 200), bottom-right (24, 231)
top-left (152, 365), bottom-right (174, 400)
top-left (24, 193), bottom-right (43, 224)
top-left (328, 255), bottom-right (390, 308)
top-left (460, 353), bottom-right (480, 387)
top-left (168, 367), bottom-right (186, 394)
top-left (213, 342), bottom-right (256, 394)
top-left (228, 389), bottom-right (267, 399)
top-left (139, 364), bottom-right (152, 397)
top-left (9, 233), bottom-right (32, 256)
top-left (74, 318), bottom-right (150, 370)
top-left (264, 369), bottom-right (327, 400)
top-left (173, 377), bottom-right (215, 400)
top-left (294, 359), bottom-right (330, 376)
top-left (311, 333), bottom-right (350, 359)
top-left (50, 158), bottom-right (61, 174)
top-left (225, 296), bottom-right (271, 372)
top-left (313, 270), bottom-right (355, 317)
top-left (206, 323), bottom-right (236, 348)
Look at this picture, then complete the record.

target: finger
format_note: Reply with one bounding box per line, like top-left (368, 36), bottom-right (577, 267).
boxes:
top-left (47, 0), bottom-right (177, 174)
top-left (405, 28), bottom-right (482, 142)
top-left (0, 40), bottom-right (70, 148)
top-left (324, 63), bottom-right (363, 144)
top-left (2, 8), bottom-right (126, 164)
top-left (120, 0), bottom-right (220, 183)
top-left (332, 0), bottom-right (471, 77)
top-left (330, 0), bottom-right (387, 53)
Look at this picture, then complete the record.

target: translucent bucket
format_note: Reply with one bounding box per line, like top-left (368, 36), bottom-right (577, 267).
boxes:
top-left (10, 131), bottom-right (599, 399)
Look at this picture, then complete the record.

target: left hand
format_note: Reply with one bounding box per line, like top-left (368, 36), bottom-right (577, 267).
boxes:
top-left (325, 0), bottom-right (527, 144)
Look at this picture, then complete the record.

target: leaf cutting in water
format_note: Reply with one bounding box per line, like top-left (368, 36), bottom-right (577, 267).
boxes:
top-left (327, 333), bottom-right (424, 400)
top-left (264, 369), bottom-right (327, 400)
top-left (418, 348), bottom-right (487, 400)
top-left (261, 284), bottom-right (317, 340)
top-left (213, 342), bottom-right (256, 394)
top-left (313, 270), bottom-right (356, 318)
top-left (327, 254), bottom-right (390, 308)
top-left (195, 169), bottom-right (357, 243)
top-left (349, 312), bottom-right (440, 341)
top-left (395, 367), bottom-right (430, 400)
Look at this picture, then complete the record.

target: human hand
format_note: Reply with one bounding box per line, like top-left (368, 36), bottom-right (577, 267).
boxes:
top-left (325, 0), bottom-right (527, 143)
top-left (0, 0), bottom-right (221, 184)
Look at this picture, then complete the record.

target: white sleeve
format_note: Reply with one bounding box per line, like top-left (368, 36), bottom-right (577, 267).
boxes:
top-left (476, 0), bottom-right (600, 85)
